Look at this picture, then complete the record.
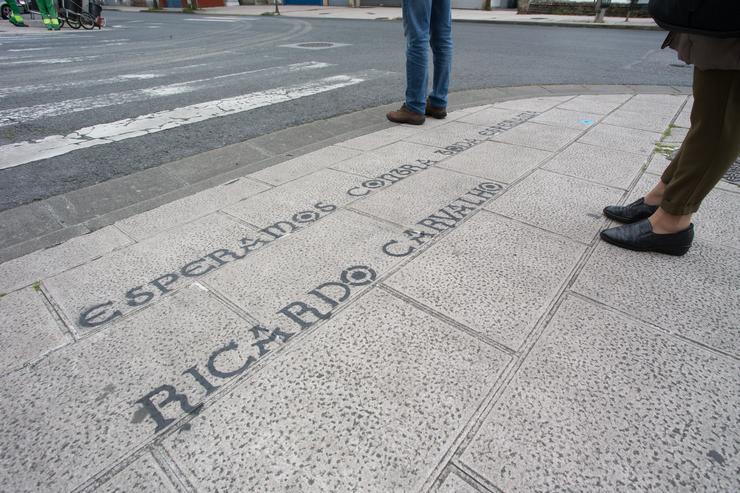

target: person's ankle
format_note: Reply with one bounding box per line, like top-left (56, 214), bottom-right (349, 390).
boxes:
top-left (648, 213), bottom-right (691, 235)
top-left (643, 194), bottom-right (662, 207)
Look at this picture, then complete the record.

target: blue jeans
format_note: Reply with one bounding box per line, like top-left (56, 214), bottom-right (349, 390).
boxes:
top-left (402, 0), bottom-right (453, 115)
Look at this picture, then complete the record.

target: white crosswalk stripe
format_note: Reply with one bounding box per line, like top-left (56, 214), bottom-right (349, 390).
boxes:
top-left (0, 73), bottom-right (372, 170)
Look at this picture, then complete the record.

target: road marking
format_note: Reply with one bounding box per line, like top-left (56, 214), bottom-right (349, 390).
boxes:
top-left (8, 47), bottom-right (50, 52)
top-left (4, 56), bottom-right (99, 66)
top-left (0, 74), bottom-right (367, 170)
top-left (184, 18), bottom-right (242, 23)
top-left (0, 62), bottom-right (333, 125)
top-left (0, 73), bottom-right (163, 99)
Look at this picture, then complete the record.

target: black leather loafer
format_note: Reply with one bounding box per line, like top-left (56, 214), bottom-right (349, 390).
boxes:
top-left (603, 198), bottom-right (658, 224)
top-left (600, 220), bottom-right (694, 256)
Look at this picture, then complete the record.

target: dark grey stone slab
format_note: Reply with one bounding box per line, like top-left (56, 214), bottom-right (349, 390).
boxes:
top-left (49, 167), bottom-right (187, 226)
top-left (0, 226), bottom-right (132, 294)
top-left (386, 212), bottom-right (584, 350)
top-left (0, 286), bottom-right (257, 492)
top-left (0, 201), bottom-right (61, 250)
top-left (161, 140), bottom-right (270, 185)
top-left (461, 296), bottom-right (740, 492)
top-left (0, 287), bottom-right (69, 374)
top-left (164, 288), bottom-right (510, 492)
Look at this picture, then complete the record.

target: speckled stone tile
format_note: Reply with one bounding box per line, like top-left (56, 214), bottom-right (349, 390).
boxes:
top-left (602, 109), bottom-right (675, 133)
top-left (95, 452), bottom-right (176, 493)
top-left (494, 95), bottom-right (573, 113)
top-left (0, 286), bottom-right (258, 492)
top-left (349, 167), bottom-right (489, 228)
top-left (435, 472), bottom-right (478, 493)
top-left (222, 169), bottom-right (361, 228)
top-left (486, 170), bottom-right (623, 244)
top-left (330, 141), bottom-right (443, 178)
top-left (336, 125), bottom-right (420, 151)
top-left (663, 126), bottom-right (689, 145)
top-left (645, 152), bottom-right (671, 175)
top-left (116, 178), bottom-right (270, 241)
top-left (556, 94), bottom-right (632, 115)
top-left (0, 226), bottom-right (132, 294)
top-left (531, 107), bottom-right (602, 130)
top-left (386, 212), bottom-right (584, 350)
top-left (674, 107), bottom-right (692, 128)
top-left (0, 287), bottom-right (69, 374)
top-left (578, 123), bottom-right (661, 156)
top-left (491, 122), bottom-right (582, 152)
top-left (543, 142), bottom-right (648, 189)
top-left (249, 146), bottom-right (360, 186)
top-left (438, 142), bottom-right (552, 184)
top-left (461, 296), bottom-right (740, 493)
top-left (573, 238), bottom-right (740, 357)
top-left (163, 288), bottom-right (510, 492)
top-left (205, 209), bottom-right (404, 328)
top-left (456, 106), bottom-right (522, 127)
top-left (619, 94), bottom-right (687, 116)
top-left (404, 121), bottom-right (488, 149)
top-left (44, 213), bottom-right (256, 332)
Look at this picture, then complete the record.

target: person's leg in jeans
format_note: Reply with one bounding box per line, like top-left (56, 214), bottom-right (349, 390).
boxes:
top-left (428, 0), bottom-right (453, 111)
top-left (403, 0), bottom-right (432, 115)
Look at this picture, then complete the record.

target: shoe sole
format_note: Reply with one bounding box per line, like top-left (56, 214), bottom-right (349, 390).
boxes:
top-left (387, 116), bottom-right (425, 125)
top-left (599, 231), bottom-right (691, 256)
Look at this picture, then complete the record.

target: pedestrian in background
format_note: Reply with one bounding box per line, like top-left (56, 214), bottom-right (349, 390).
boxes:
top-left (387, 0), bottom-right (453, 126)
top-left (601, 32), bottom-right (740, 256)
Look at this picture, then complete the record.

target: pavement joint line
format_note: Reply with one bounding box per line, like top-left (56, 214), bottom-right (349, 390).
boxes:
top-left (215, 209), bottom-right (262, 232)
top-left (420, 91), bottom-right (685, 476)
top-left (567, 290), bottom-right (740, 362)
top-left (0, 85), bottom-right (690, 264)
top-left (150, 442), bottom-right (197, 493)
top-left (378, 284), bottom-right (517, 357)
top-left (434, 462), bottom-right (499, 493)
top-left (449, 459), bottom-right (506, 493)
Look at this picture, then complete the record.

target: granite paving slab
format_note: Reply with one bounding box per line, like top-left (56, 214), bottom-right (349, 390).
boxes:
top-left (460, 296), bottom-right (739, 493)
top-left (491, 122), bottom-right (581, 152)
top-left (543, 142), bottom-right (648, 189)
top-left (0, 286), bottom-right (266, 492)
top-left (555, 94), bottom-right (632, 115)
top-left (248, 145), bottom-right (360, 186)
top-left (578, 123), bottom-right (662, 155)
top-left (486, 169), bottom-right (623, 243)
top-left (437, 141), bottom-right (552, 184)
top-left (329, 141), bottom-right (443, 178)
top-left (95, 452), bottom-right (177, 493)
top-left (386, 212), bottom-right (584, 350)
top-left (44, 213), bottom-right (256, 333)
top-left (0, 226), bottom-right (132, 294)
top-left (0, 287), bottom-right (69, 374)
top-left (163, 288), bottom-right (510, 492)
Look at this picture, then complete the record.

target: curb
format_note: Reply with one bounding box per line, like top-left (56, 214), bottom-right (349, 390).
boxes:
top-left (0, 84), bottom-right (690, 264)
top-left (103, 8), bottom-right (662, 31)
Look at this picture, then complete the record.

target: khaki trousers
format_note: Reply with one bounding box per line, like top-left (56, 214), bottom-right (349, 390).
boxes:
top-left (661, 68), bottom-right (740, 215)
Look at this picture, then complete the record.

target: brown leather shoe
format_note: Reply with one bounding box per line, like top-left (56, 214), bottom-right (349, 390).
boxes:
top-left (425, 99), bottom-right (447, 119)
top-left (387, 104), bottom-right (425, 125)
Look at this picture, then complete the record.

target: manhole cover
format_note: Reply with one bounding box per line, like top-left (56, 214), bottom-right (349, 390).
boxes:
top-left (280, 42), bottom-right (351, 50)
top-left (297, 42), bottom-right (334, 48)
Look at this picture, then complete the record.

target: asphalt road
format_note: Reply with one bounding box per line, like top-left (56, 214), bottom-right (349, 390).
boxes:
top-left (0, 11), bottom-right (692, 211)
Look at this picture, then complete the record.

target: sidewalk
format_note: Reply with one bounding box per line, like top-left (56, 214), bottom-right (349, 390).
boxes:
top-left (111, 5), bottom-right (660, 30)
top-left (1, 89), bottom-right (739, 492)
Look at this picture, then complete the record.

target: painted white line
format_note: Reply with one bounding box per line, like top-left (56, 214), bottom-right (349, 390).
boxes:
top-left (0, 62), bottom-right (333, 125)
top-left (0, 73), bottom-right (164, 99)
top-left (8, 47), bottom-right (50, 52)
top-left (4, 56), bottom-right (99, 66)
top-left (184, 18), bottom-right (240, 23)
top-left (0, 74), bottom-right (366, 170)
